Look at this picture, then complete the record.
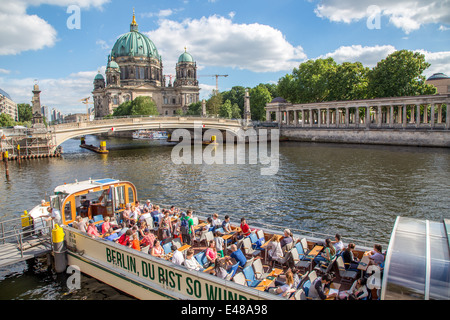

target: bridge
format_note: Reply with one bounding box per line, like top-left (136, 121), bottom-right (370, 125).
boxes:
top-left (48, 116), bottom-right (248, 152)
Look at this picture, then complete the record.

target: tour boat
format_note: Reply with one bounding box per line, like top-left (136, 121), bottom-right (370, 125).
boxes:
top-left (26, 178), bottom-right (450, 300)
top-left (132, 130), bottom-right (154, 140)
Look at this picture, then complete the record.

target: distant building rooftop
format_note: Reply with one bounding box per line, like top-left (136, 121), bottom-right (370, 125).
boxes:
top-left (427, 73), bottom-right (450, 81)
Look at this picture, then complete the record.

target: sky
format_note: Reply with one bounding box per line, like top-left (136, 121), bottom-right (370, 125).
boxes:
top-left (0, 0), bottom-right (449, 115)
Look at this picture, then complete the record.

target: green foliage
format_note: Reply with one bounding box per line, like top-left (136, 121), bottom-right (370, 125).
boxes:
top-left (277, 50), bottom-right (437, 104)
top-left (113, 96), bottom-right (159, 116)
top-left (185, 102), bottom-right (202, 116)
top-left (219, 100), bottom-right (233, 118)
top-left (367, 50), bottom-right (437, 98)
top-left (250, 85), bottom-right (272, 121)
top-left (0, 113), bottom-right (15, 127)
top-left (17, 103), bottom-right (33, 122)
top-left (206, 92), bottom-right (223, 116)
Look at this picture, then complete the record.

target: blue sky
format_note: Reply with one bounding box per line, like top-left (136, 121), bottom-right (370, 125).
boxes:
top-left (0, 0), bottom-right (449, 115)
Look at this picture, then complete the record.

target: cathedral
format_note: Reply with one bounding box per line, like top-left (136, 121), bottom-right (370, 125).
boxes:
top-left (93, 12), bottom-right (200, 118)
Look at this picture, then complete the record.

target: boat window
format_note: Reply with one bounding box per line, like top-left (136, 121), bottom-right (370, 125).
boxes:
top-left (64, 201), bottom-right (72, 222)
top-left (115, 186), bottom-right (126, 209)
top-left (128, 186), bottom-right (134, 204)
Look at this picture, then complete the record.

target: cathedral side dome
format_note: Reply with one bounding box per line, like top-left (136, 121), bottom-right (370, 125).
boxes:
top-left (178, 51), bottom-right (194, 63)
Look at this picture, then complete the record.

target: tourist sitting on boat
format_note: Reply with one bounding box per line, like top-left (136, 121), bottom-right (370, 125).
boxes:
top-left (368, 244), bottom-right (385, 266)
top-left (101, 216), bottom-right (111, 234)
top-left (222, 215), bottom-right (232, 233)
top-left (171, 245), bottom-right (184, 266)
top-left (151, 239), bottom-right (164, 258)
top-left (214, 258), bottom-right (228, 279)
top-left (331, 233), bottom-right (344, 254)
top-left (130, 233), bottom-right (141, 251)
top-left (214, 231), bottom-right (224, 257)
top-left (184, 249), bottom-right (204, 272)
top-left (342, 243), bottom-right (359, 271)
top-left (206, 240), bottom-right (218, 265)
top-left (239, 217), bottom-right (251, 238)
top-left (139, 207), bottom-right (151, 223)
top-left (225, 244), bottom-right (247, 268)
top-left (75, 216), bottom-right (87, 232)
top-left (338, 278), bottom-right (369, 300)
top-left (267, 235), bottom-right (283, 268)
top-left (129, 204), bottom-right (139, 223)
top-left (314, 238), bottom-right (336, 265)
top-left (268, 269), bottom-right (295, 298)
top-left (308, 273), bottom-right (337, 300)
top-left (87, 220), bottom-right (101, 238)
top-left (122, 204), bottom-right (131, 226)
top-left (117, 229), bottom-right (133, 246)
top-left (211, 213), bottom-right (221, 231)
top-left (140, 229), bottom-right (155, 249)
top-left (280, 229), bottom-right (293, 248)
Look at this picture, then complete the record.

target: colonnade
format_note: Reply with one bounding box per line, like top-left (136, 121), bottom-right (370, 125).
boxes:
top-left (265, 94), bottom-right (450, 129)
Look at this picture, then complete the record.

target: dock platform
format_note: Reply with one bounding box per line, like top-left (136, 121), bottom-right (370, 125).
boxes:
top-left (0, 236), bottom-right (52, 268)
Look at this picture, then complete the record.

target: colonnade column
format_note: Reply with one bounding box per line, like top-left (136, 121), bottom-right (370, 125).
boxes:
top-left (377, 106), bottom-right (382, 127)
top-left (402, 104), bottom-right (407, 128)
top-left (355, 107), bottom-right (360, 127)
top-left (294, 110), bottom-right (298, 126)
top-left (366, 107), bottom-right (370, 127)
top-left (430, 103), bottom-right (435, 128)
top-left (326, 109), bottom-right (330, 127)
top-left (301, 110), bottom-right (305, 127)
top-left (416, 104), bottom-right (421, 128)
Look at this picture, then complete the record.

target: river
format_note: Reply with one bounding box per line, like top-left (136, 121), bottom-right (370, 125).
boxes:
top-left (0, 134), bottom-right (449, 299)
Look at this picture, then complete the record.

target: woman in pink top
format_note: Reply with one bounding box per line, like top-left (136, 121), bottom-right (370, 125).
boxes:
top-left (205, 240), bottom-right (218, 264)
top-left (151, 240), bottom-right (164, 258)
top-left (87, 220), bottom-right (101, 238)
top-left (101, 216), bottom-right (111, 234)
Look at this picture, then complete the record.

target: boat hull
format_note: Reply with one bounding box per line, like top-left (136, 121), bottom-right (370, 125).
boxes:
top-left (64, 226), bottom-right (278, 300)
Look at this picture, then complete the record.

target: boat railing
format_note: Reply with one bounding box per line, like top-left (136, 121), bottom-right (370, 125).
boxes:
top-left (154, 202), bottom-right (387, 249)
top-left (0, 216), bottom-right (52, 257)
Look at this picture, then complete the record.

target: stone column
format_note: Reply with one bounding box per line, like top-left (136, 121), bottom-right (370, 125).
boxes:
top-left (402, 104), bottom-right (407, 128)
top-left (301, 110), bottom-right (305, 127)
top-left (202, 99), bottom-right (207, 117)
top-left (437, 104), bottom-right (442, 124)
top-left (366, 107), bottom-right (370, 128)
top-left (336, 108), bottom-right (340, 127)
top-left (446, 100), bottom-right (450, 129)
top-left (317, 109), bottom-right (321, 128)
top-left (355, 107), bottom-right (360, 127)
top-left (423, 105), bottom-right (428, 124)
top-left (326, 108), bottom-right (330, 128)
top-left (430, 103), bottom-right (435, 128)
top-left (294, 110), bottom-right (298, 126)
top-left (266, 110), bottom-right (271, 122)
top-left (377, 106), bottom-right (382, 127)
top-left (344, 107), bottom-right (349, 127)
top-left (389, 105), bottom-right (394, 127)
top-left (410, 105), bottom-right (415, 124)
top-left (416, 104), bottom-right (421, 128)
top-left (309, 109), bottom-right (313, 127)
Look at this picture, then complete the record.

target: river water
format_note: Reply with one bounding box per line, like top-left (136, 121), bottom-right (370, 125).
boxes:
top-left (0, 134), bottom-right (449, 299)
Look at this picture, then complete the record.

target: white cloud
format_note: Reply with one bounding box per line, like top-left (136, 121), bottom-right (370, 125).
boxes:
top-left (313, 0), bottom-right (450, 34)
top-left (145, 15), bottom-right (307, 73)
top-left (0, 66), bottom-right (106, 114)
top-left (318, 44), bottom-right (450, 78)
top-left (0, 0), bottom-right (109, 55)
top-left (0, 68), bottom-right (11, 74)
top-left (319, 44), bottom-right (396, 68)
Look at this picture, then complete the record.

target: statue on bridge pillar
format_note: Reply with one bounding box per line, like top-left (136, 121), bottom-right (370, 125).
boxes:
top-left (202, 99), bottom-right (206, 117)
top-left (244, 89), bottom-right (251, 124)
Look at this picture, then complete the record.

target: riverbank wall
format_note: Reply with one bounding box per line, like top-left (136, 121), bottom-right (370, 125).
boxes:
top-left (280, 127), bottom-right (450, 148)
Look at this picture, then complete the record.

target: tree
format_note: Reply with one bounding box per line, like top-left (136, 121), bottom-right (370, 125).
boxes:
top-left (250, 85), bottom-right (272, 121)
top-left (17, 103), bottom-right (33, 122)
top-left (113, 96), bottom-right (159, 116)
top-left (367, 50), bottom-right (437, 98)
top-left (206, 92), bottom-right (223, 116)
top-left (185, 102), bottom-right (202, 116)
top-left (219, 100), bottom-right (233, 118)
top-left (0, 113), bottom-right (15, 127)
top-left (231, 103), bottom-right (241, 119)
top-left (328, 62), bottom-right (370, 101)
top-left (221, 86), bottom-right (249, 116)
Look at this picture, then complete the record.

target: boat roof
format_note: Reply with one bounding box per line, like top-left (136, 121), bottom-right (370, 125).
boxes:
top-left (382, 216), bottom-right (450, 300)
top-left (54, 178), bottom-right (120, 195)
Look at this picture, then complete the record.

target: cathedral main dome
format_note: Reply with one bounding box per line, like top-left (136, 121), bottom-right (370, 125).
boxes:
top-left (110, 12), bottom-right (160, 60)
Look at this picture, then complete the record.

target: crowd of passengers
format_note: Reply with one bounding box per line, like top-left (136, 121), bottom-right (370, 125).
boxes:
top-left (71, 200), bottom-right (385, 300)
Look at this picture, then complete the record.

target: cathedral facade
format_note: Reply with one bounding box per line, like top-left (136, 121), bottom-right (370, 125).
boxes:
top-left (93, 12), bottom-right (200, 118)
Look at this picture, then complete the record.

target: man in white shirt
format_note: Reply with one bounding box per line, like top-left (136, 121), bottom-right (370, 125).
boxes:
top-left (171, 245), bottom-right (184, 266)
top-left (45, 207), bottom-right (62, 227)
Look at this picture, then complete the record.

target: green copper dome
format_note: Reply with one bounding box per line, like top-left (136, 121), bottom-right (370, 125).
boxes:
top-left (108, 60), bottom-right (120, 69)
top-left (178, 51), bottom-right (194, 63)
top-left (94, 73), bottom-right (104, 80)
top-left (110, 13), bottom-right (160, 60)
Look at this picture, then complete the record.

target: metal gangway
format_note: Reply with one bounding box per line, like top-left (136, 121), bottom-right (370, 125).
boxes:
top-left (0, 216), bottom-right (52, 267)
